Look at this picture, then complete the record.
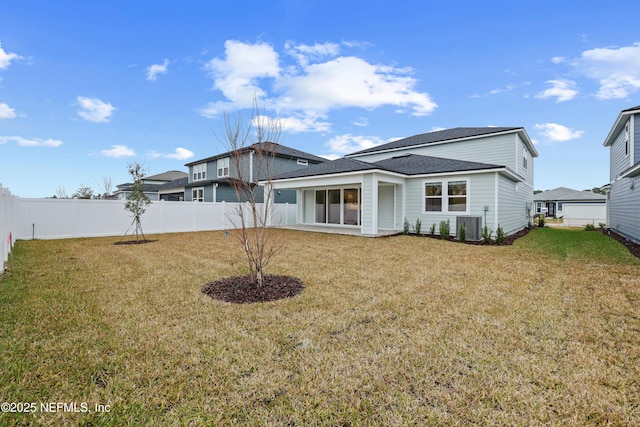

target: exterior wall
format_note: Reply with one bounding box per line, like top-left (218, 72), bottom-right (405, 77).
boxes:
top-left (404, 172), bottom-right (498, 237)
top-left (560, 202), bottom-right (606, 224)
top-left (303, 189), bottom-right (315, 223)
top-left (497, 175), bottom-right (532, 235)
top-left (378, 185), bottom-right (395, 229)
top-left (634, 113), bottom-right (640, 164)
top-left (351, 133), bottom-right (518, 172)
top-left (609, 177), bottom-right (640, 243)
top-left (515, 134), bottom-right (534, 184)
top-left (361, 174), bottom-right (376, 234)
top-left (609, 119), bottom-right (632, 181)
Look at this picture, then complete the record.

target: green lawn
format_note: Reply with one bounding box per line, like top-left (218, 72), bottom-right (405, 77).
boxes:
top-left (1, 228), bottom-right (639, 426)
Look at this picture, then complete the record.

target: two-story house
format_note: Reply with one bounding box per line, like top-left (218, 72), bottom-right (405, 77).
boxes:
top-left (603, 105), bottom-right (640, 243)
top-left (184, 142), bottom-right (326, 203)
top-left (266, 127), bottom-right (537, 238)
top-left (114, 170), bottom-right (188, 201)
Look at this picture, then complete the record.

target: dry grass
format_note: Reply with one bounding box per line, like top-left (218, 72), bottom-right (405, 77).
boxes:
top-left (1, 228), bottom-right (639, 426)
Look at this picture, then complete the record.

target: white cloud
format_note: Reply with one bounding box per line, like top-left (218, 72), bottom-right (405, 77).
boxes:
top-left (77, 96), bottom-right (116, 123)
top-left (353, 117), bottom-right (369, 127)
top-left (165, 147), bottom-right (194, 160)
top-left (100, 144), bottom-right (135, 158)
top-left (280, 113), bottom-right (332, 133)
top-left (0, 102), bottom-right (16, 119)
top-left (325, 134), bottom-right (389, 157)
top-left (146, 59), bottom-right (169, 81)
top-left (551, 56), bottom-right (565, 64)
top-left (535, 79), bottom-right (578, 102)
top-left (0, 46), bottom-right (22, 70)
top-left (575, 42), bottom-right (640, 99)
top-left (200, 40), bottom-right (437, 124)
top-left (0, 135), bottom-right (62, 147)
top-left (534, 123), bottom-right (583, 142)
top-left (489, 83), bottom-right (516, 95)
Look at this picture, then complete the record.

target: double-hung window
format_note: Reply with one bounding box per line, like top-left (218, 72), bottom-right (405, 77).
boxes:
top-left (217, 157), bottom-right (230, 177)
top-left (192, 164), bottom-right (206, 181)
top-left (424, 179), bottom-right (469, 214)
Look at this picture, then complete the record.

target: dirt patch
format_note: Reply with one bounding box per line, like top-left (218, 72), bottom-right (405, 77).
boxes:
top-left (113, 239), bottom-right (157, 245)
top-left (202, 274), bottom-right (305, 304)
top-left (602, 229), bottom-right (640, 258)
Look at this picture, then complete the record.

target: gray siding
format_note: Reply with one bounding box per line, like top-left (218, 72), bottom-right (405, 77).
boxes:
top-left (274, 189), bottom-right (297, 204)
top-left (610, 119), bottom-right (631, 181)
top-left (609, 177), bottom-right (640, 243)
top-left (497, 175), bottom-right (532, 235)
top-left (635, 113), bottom-right (640, 164)
top-left (403, 172), bottom-right (497, 237)
top-left (352, 133), bottom-right (518, 172)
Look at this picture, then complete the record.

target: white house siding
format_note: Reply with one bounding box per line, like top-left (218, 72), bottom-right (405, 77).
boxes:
top-left (351, 133), bottom-right (518, 171)
top-left (634, 113), bottom-right (640, 162)
top-left (378, 185), bottom-right (395, 229)
top-left (610, 123), bottom-right (631, 181)
top-left (515, 134), bottom-right (534, 184)
top-left (395, 184), bottom-right (403, 230)
top-left (561, 203), bottom-right (606, 225)
top-left (498, 175), bottom-right (532, 235)
top-left (609, 177), bottom-right (640, 243)
top-left (303, 189), bottom-right (315, 223)
top-left (403, 173), bottom-right (496, 237)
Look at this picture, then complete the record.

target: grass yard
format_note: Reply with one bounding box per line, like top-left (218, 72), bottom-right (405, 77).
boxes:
top-left (1, 228), bottom-right (639, 426)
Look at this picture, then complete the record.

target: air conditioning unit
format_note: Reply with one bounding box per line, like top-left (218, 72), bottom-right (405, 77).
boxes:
top-left (457, 216), bottom-right (483, 241)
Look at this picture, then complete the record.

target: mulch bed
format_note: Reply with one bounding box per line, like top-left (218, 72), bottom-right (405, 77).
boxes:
top-left (411, 225), bottom-right (533, 246)
top-left (602, 229), bottom-right (640, 258)
top-left (113, 239), bottom-right (157, 245)
top-left (202, 274), bottom-right (305, 304)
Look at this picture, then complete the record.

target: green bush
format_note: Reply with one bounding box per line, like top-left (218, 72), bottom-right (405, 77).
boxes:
top-left (429, 223), bottom-right (436, 236)
top-left (584, 223), bottom-right (595, 231)
top-left (458, 222), bottom-right (466, 242)
top-left (482, 226), bottom-right (492, 244)
top-left (496, 225), bottom-right (505, 244)
top-left (598, 223), bottom-right (606, 230)
top-left (414, 218), bottom-right (422, 235)
top-left (403, 218), bottom-right (410, 235)
top-left (439, 220), bottom-right (450, 240)
top-left (538, 215), bottom-right (546, 227)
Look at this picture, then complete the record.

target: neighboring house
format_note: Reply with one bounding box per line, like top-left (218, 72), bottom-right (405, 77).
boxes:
top-left (267, 127), bottom-right (538, 238)
top-left (603, 105), bottom-right (640, 243)
top-left (534, 187), bottom-right (606, 225)
top-left (183, 142), bottom-right (326, 203)
top-left (114, 170), bottom-right (188, 201)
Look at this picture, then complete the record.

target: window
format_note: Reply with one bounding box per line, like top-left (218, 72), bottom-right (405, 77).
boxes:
top-left (447, 181), bottom-right (467, 212)
top-left (425, 182), bottom-right (443, 212)
top-left (557, 202), bottom-right (563, 212)
top-left (424, 179), bottom-right (468, 214)
top-left (523, 146), bottom-right (528, 170)
top-left (192, 187), bottom-right (204, 202)
top-left (192, 163), bottom-right (206, 181)
top-left (625, 122), bottom-right (630, 157)
top-left (217, 157), bottom-right (230, 177)
top-left (314, 188), bottom-right (361, 225)
top-left (297, 159), bottom-right (308, 166)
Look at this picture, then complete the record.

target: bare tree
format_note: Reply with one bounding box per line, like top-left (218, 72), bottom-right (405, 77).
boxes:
top-left (123, 162), bottom-right (151, 242)
top-left (100, 176), bottom-right (113, 199)
top-left (73, 184), bottom-right (94, 199)
top-left (55, 186), bottom-right (70, 199)
top-left (219, 103), bottom-right (284, 286)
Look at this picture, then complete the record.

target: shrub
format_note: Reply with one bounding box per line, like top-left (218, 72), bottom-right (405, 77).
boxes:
top-left (403, 218), bottom-right (410, 235)
top-left (598, 222), bottom-right (607, 230)
top-left (482, 226), bottom-right (492, 244)
top-left (458, 223), bottom-right (466, 242)
top-left (584, 223), bottom-right (595, 231)
top-left (414, 218), bottom-right (422, 235)
top-left (439, 220), bottom-right (450, 240)
top-left (496, 225), bottom-right (505, 244)
top-left (538, 215), bottom-right (546, 227)
top-left (429, 223), bottom-right (436, 236)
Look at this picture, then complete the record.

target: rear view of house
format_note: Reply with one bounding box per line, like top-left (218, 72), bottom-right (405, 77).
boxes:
top-left (603, 105), bottom-right (640, 242)
top-left (534, 187), bottom-right (606, 226)
top-left (268, 127), bottom-right (538, 238)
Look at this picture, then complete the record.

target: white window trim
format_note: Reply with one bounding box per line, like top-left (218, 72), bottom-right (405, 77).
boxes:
top-left (217, 157), bottom-right (230, 178)
top-left (297, 159), bottom-right (309, 166)
top-left (192, 163), bottom-right (207, 181)
top-left (624, 121), bottom-right (630, 158)
top-left (422, 178), bottom-right (470, 215)
top-left (192, 187), bottom-right (204, 202)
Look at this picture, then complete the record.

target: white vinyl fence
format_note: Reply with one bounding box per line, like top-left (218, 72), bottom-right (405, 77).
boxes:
top-left (0, 183), bottom-right (297, 273)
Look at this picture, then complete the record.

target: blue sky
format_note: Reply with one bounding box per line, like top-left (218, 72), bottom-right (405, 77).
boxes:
top-left (1, 1), bottom-right (639, 197)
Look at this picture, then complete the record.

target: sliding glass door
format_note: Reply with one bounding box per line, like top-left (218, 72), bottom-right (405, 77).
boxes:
top-left (315, 188), bottom-right (360, 226)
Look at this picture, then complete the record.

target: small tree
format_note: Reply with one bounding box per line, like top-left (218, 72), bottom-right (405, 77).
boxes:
top-left (123, 162), bottom-right (151, 242)
top-left (219, 102), bottom-right (284, 286)
top-left (73, 184), bottom-right (94, 199)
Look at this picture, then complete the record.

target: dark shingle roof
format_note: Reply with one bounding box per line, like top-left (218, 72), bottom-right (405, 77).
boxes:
top-left (347, 127), bottom-right (522, 156)
top-left (534, 187), bottom-right (607, 201)
top-left (185, 142), bottom-right (326, 166)
top-left (273, 154), bottom-right (504, 180)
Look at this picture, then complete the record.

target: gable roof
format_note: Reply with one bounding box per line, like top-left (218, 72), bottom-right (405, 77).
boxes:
top-left (347, 127), bottom-right (537, 157)
top-left (144, 170), bottom-right (188, 182)
top-left (603, 105), bottom-right (640, 147)
top-left (534, 187), bottom-right (606, 202)
top-left (272, 154), bottom-right (509, 181)
top-left (185, 142), bottom-right (326, 166)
